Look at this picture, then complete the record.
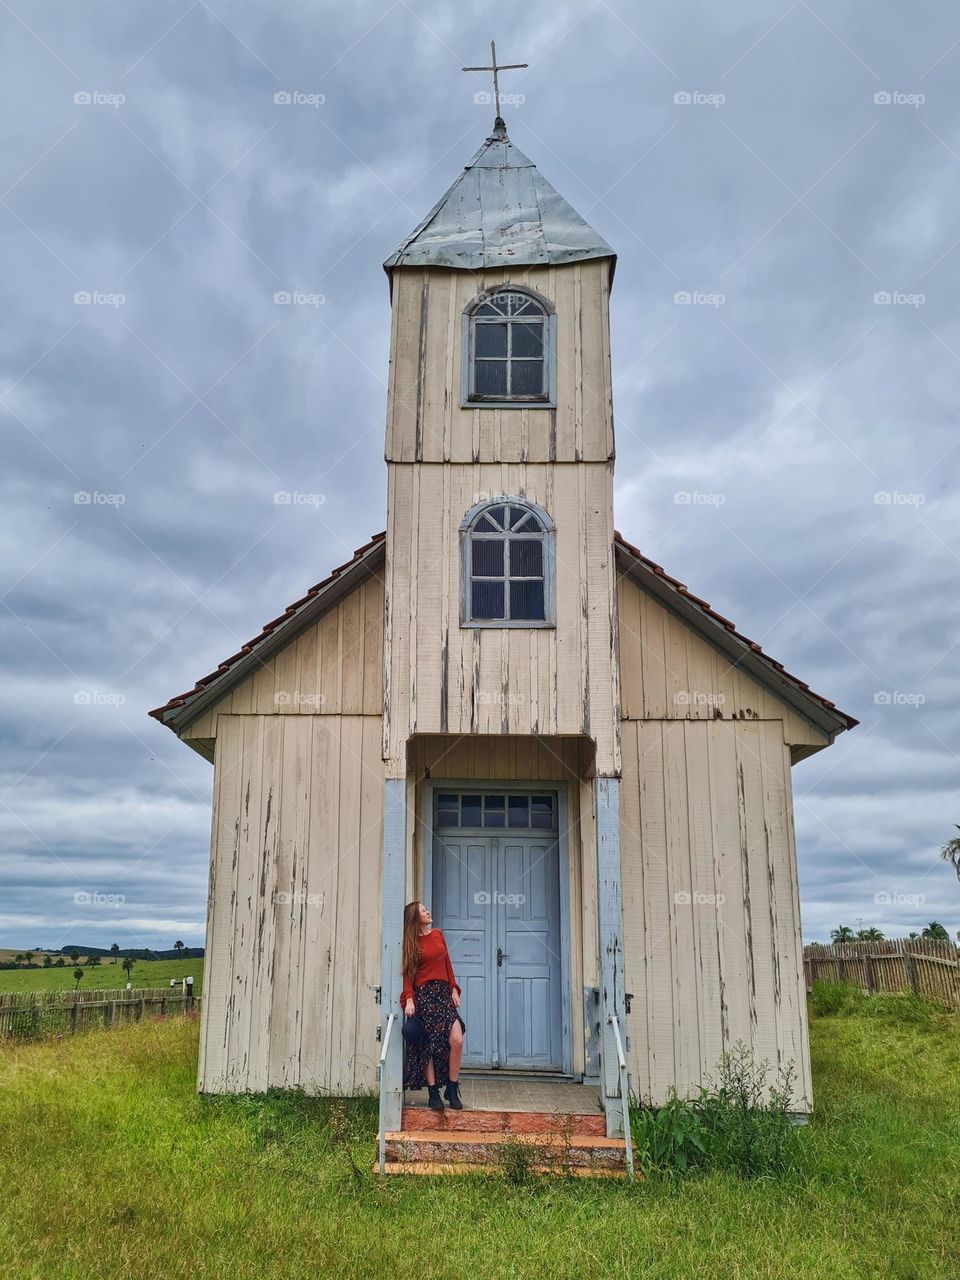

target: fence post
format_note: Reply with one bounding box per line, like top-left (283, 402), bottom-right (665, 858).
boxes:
top-left (184, 976), bottom-right (194, 1011)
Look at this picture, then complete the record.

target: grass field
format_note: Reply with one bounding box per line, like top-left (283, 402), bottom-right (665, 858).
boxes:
top-left (0, 999), bottom-right (957, 1280)
top-left (0, 957), bottom-right (204, 995)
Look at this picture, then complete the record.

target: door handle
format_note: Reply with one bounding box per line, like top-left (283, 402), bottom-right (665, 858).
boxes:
top-left (497, 948), bottom-right (508, 968)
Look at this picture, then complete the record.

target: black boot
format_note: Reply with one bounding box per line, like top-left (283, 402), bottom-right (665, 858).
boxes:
top-left (444, 1080), bottom-right (463, 1110)
top-left (427, 1084), bottom-right (444, 1111)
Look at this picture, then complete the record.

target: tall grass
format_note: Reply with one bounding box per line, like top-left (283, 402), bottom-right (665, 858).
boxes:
top-left (0, 1005), bottom-right (958, 1279)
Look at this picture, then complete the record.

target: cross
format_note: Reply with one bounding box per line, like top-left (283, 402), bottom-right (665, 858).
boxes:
top-left (462, 40), bottom-right (528, 123)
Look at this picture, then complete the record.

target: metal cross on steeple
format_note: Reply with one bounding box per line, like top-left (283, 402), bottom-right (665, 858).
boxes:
top-left (462, 40), bottom-right (528, 126)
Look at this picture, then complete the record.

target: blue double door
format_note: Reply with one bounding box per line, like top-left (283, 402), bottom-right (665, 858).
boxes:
top-left (431, 797), bottom-right (563, 1071)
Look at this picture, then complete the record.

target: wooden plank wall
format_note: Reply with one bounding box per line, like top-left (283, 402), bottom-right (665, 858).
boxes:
top-left (384, 461), bottom-right (620, 774)
top-left (198, 714), bottom-right (384, 1095)
top-left (184, 576), bottom-right (384, 740)
top-left (619, 718), bottom-right (813, 1111)
top-left (386, 262), bottom-right (615, 465)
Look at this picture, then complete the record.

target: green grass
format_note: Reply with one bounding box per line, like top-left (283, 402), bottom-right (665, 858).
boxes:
top-left (1, 999), bottom-right (958, 1279)
top-left (0, 957), bottom-right (204, 995)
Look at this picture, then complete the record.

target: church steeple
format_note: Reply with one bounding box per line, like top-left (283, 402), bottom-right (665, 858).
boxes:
top-left (383, 123), bottom-right (615, 276)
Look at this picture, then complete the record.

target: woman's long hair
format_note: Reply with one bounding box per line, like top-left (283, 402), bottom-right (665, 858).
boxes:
top-left (402, 901), bottom-right (423, 986)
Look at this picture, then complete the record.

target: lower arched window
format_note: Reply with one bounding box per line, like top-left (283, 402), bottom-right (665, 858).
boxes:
top-left (460, 499), bottom-right (554, 627)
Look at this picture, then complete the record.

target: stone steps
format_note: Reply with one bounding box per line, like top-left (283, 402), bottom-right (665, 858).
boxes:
top-left (400, 1105), bottom-right (607, 1136)
top-left (380, 1118), bottom-right (630, 1175)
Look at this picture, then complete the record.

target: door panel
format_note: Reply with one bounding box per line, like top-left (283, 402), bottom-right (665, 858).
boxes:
top-left (432, 803), bottom-right (562, 1072)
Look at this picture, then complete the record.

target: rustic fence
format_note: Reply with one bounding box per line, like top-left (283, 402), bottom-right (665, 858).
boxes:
top-left (804, 939), bottom-right (960, 1008)
top-left (0, 983), bottom-right (199, 1040)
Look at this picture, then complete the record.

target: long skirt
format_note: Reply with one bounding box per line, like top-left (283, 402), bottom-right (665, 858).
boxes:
top-left (403, 979), bottom-right (466, 1090)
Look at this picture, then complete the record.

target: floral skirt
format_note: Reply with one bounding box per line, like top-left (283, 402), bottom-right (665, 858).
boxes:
top-left (403, 979), bottom-right (466, 1090)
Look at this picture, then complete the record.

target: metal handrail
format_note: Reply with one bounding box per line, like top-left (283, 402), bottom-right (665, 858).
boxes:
top-left (377, 1011), bottom-right (396, 1175)
top-left (608, 1013), bottom-right (635, 1180)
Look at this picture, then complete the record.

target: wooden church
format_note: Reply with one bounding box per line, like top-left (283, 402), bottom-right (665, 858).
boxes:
top-left (151, 87), bottom-right (855, 1158)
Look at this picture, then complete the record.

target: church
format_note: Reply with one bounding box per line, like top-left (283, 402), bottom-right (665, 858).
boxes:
top-left (150, 89), bottom-right (855, 1161)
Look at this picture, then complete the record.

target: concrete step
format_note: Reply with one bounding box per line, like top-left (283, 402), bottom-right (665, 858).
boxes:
top-left (385, 1129), bottom-right (627, 1170)
top-left (400, 1106), bottom-right (607, 1136)
top-left (377, 1159), bottom-right (627, 1178)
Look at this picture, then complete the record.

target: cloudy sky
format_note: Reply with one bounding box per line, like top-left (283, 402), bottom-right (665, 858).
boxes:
top-left (2, 0), bottom-right (958, 953)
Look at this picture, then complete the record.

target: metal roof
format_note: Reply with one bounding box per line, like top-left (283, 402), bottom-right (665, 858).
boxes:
top-left (384, 119), bottom-right (616, 277)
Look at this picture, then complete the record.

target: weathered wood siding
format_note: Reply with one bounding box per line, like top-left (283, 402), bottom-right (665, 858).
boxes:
top-left (386, 262), bottom-right (614, 465)
top-left (184, 576), bottom-right (384, 741)
top-left (199, 714), bottom-right (383, 1095)
top-left (619, 718), bottom-right (812, 1110)
top-left (383, 461), bottom-right (619, 773)
top-left (617, 575), bottom-right (828, 750)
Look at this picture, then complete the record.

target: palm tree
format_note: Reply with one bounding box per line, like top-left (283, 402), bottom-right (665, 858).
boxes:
top-left (856, 926), bottom-right (884, 941)
top-left (122, 956), bottom-right (135, 981)
top-left (941, 826), bottom-right (960, 881)
top-left (24, 951), bottom-right (34, 967)
top-left (73, 967), bottom-right (84, 990)
top-left (173, 940), bottom-right (185, 957)
top-left (110, 943), bottom-right (120, 964)
top-left (921, 921), bottom-right (949, 941)
top-left (68, 950), bottom-right (80, 966)
top-left (831, 925), bottom-right (855, 943)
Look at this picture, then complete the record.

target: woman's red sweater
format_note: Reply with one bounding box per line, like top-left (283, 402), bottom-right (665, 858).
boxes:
top-left (400, 928), bottom-right (461, 1007)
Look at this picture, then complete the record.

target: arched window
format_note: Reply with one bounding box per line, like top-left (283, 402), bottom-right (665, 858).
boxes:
top-left (460, 499), bottom-right (554, 626)
top-left (462, 288), bottom-right (555, 406)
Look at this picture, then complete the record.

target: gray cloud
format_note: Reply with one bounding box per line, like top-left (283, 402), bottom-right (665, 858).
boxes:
top-left (2, 0), bottom-right (959, 950)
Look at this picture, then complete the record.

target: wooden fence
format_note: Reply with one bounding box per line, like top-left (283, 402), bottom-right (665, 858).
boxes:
top-left (804, 939), bottom-right (960, 1008)
top-left (0, 984), bottom-right (199, 1039)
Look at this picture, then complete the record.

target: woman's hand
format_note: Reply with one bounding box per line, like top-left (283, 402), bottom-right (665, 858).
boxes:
top-left (404, 999), bottom-right (415, 1017)
top-left (451, 990), bottom-right (460, 1008)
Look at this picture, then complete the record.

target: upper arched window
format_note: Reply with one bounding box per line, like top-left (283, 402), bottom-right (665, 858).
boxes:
top-left (462, 289), bottom-right (555, 407)
top-left (460, 498), bottom-right (555, 627)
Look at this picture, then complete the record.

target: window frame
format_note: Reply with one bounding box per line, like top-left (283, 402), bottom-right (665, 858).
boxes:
top-left (460, 286), bottom-right (557, 409)
top-left (459, 497), bottom-right (556, 629)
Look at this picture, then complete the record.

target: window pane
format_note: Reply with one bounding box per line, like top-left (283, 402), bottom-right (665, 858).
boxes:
top-left (475, 323), bottom-right (507, 358)
top-left (483, 795), bottom-right (505, 828)
top-left (472, 580), bottom-right (505, 620)
top-left (475, 302), bottom-right (501, 317)
top-left (508, 795), bottom-right (529, 827)
top-left (511, 297), bottom-right (542, 317)
top-left (475, 359), bottom-right (507, 397)
top-left (472, 538), bottom-right (504, 576)
top-left (531, 795), bottom-right (554, 828)
top-left (510, 359), bottom-right (544, 397)
top-left (437, 794), bottom-right (459, 827)
top-left (474, 515), bottom-right (499, 533)
top-left (461, 795), bottom-right (482, 827)
top-left (511, 322), bottom-right (543, 358)
top-left (486, 505), bottom-right (507, 529)
top-left (510, 579), bottom-right (545, 621)
top-left (510, 538), bottom-right (542, 577)
top-left (511, 513), bottom-right (539, 533)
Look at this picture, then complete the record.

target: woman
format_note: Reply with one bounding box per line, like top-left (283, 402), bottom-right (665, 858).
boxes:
top-left (401, 901), bottom-right (465, 1111)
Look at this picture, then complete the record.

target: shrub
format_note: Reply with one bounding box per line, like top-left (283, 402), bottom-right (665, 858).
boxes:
top-left (630, 1042), bottom-right (800, 1180)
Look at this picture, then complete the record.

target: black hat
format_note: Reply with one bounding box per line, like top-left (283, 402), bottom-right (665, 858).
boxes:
top-left (401, 1014), bottom-right (426, 1046)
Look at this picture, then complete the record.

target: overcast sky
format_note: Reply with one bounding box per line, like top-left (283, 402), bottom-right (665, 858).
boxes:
top-left (2, 0), bottom-right (958, 953)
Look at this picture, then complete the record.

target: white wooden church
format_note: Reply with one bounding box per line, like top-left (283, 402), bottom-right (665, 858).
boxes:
top-left (151, 93), bottom-right (855, 1148)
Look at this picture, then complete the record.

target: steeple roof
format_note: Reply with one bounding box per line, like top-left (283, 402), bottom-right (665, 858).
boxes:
top-left (384, 120), bottom-right (615, 278)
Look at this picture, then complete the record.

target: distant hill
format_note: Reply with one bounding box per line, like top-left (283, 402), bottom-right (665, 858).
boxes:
top-left (56, 946), bottom-right (205, 960)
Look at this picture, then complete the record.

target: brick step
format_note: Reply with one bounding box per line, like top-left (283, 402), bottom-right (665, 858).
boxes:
top-left (401, 1106), bottom-right (606, 1136)
top-left (385, 1130), bottom-right (627, 1170)
top-left (377, 1160), bottom-right (627, 1178)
